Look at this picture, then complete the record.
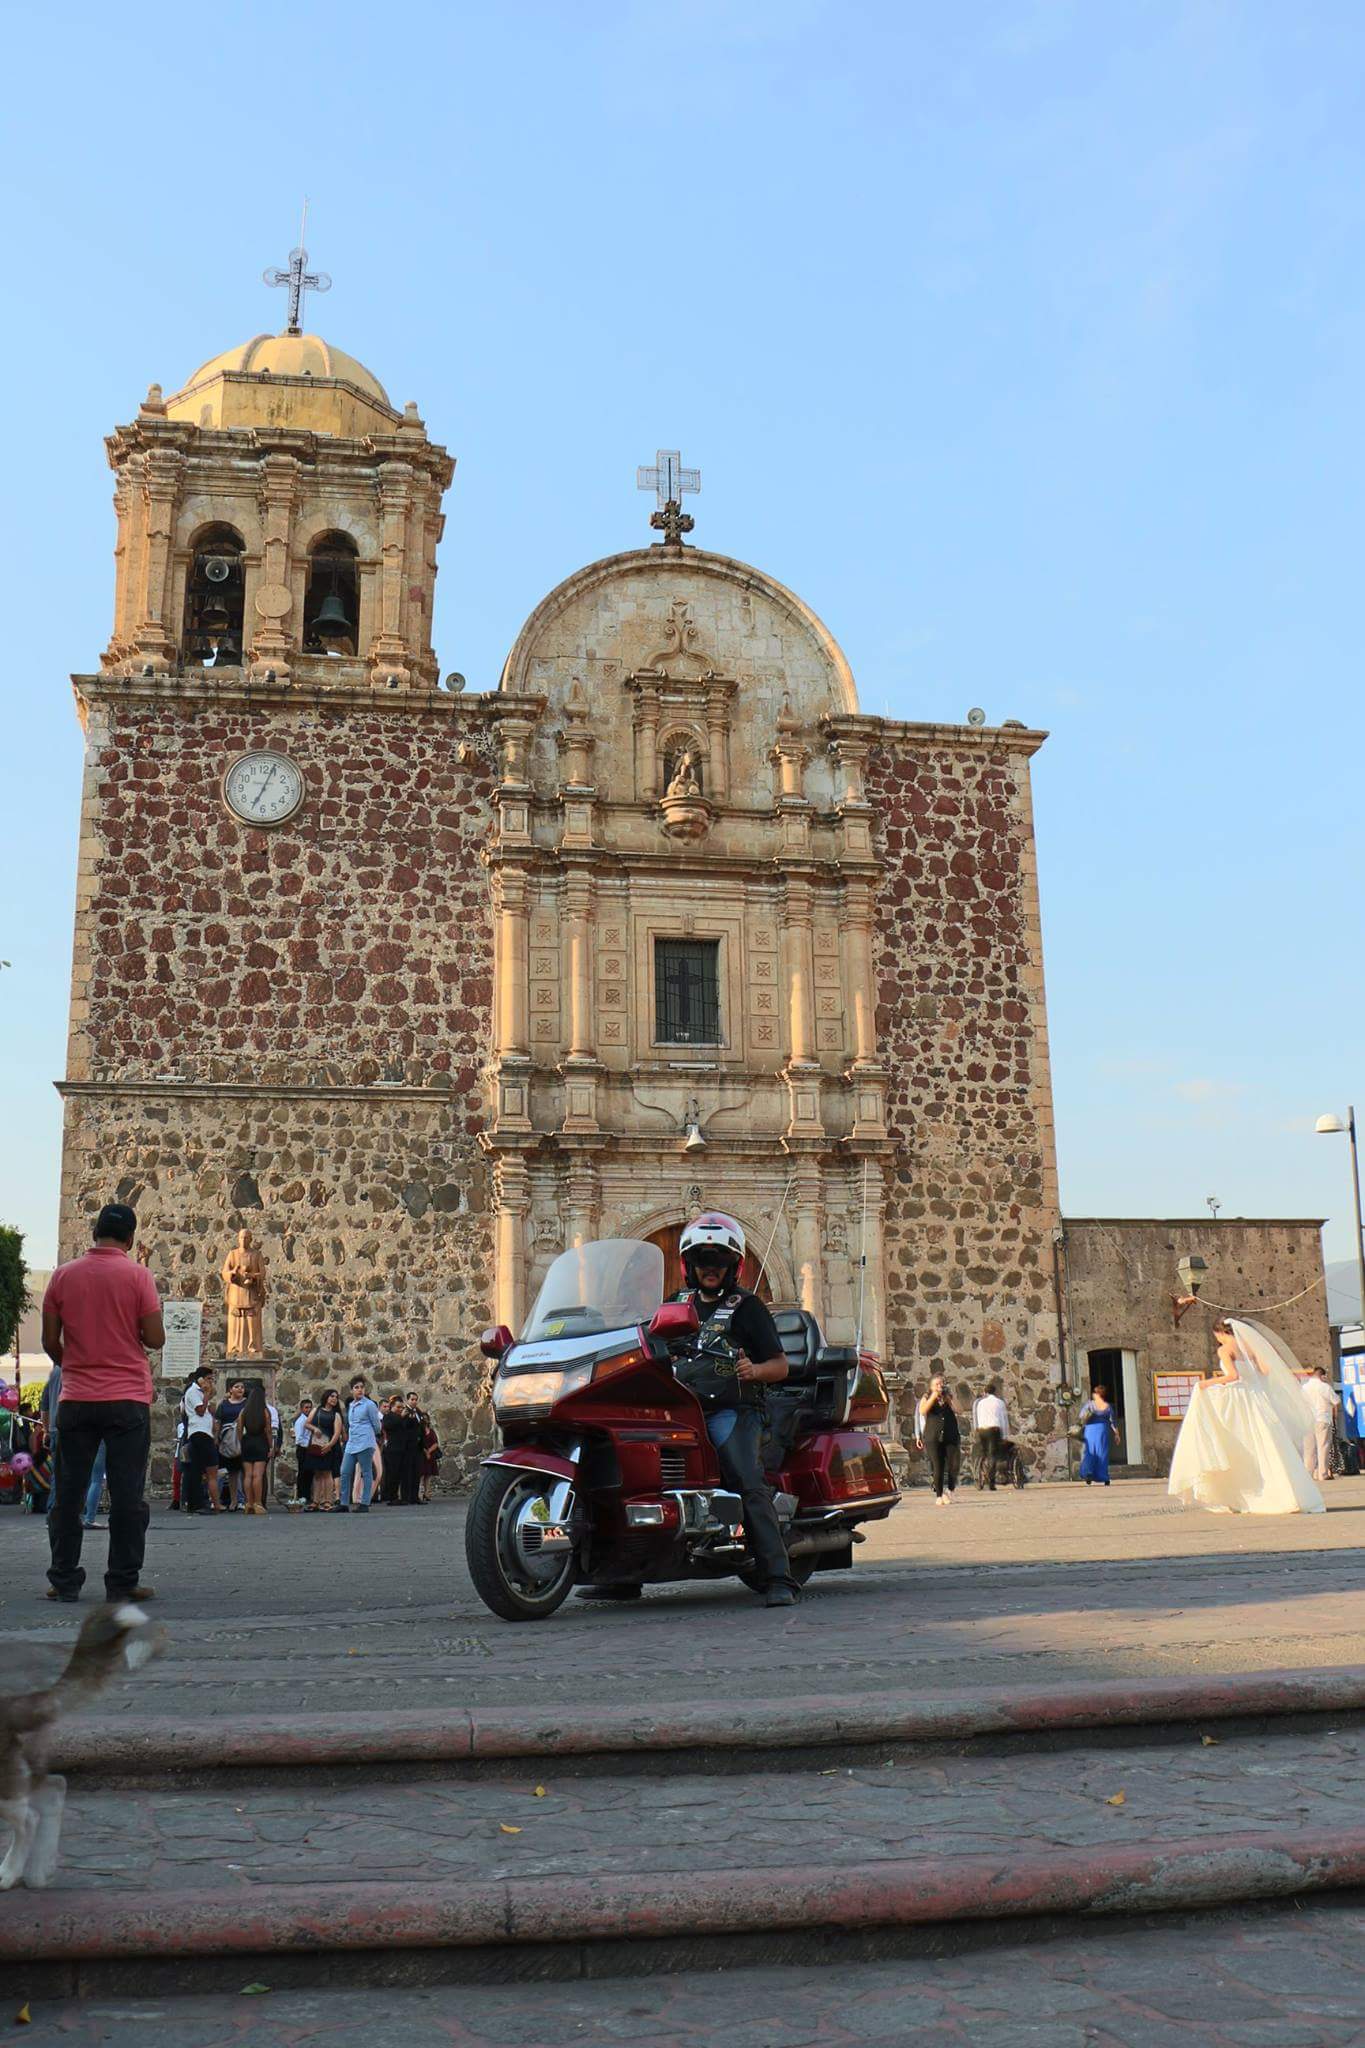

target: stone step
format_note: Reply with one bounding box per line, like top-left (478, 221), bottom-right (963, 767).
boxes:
top-left (11, 1720), bottom-right (1365, 1995)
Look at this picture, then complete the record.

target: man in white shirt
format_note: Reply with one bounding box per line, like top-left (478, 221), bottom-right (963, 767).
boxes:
top-left (182, 1366), bottom-right (222, 1515)
top-left (972, 1382), bottom-right (1010, 1492)
top-left (1301, 1368), bottom-right (1340, 1483)
top-left (291, 1398), bottom-right (315, 1509)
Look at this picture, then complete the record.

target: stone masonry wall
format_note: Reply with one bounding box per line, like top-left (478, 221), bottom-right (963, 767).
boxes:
top-left (866, 736), bottom-right (1065, 1470)
top-left (60, 687), bottom-right (499, 1484)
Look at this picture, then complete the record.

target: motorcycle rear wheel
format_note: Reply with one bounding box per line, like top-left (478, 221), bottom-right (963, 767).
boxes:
top-left (465, 1467), bottom-right (577, 1622)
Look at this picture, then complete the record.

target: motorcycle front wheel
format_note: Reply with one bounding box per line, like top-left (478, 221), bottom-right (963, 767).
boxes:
top-left (464, 1467), bottom-right (578, 1622)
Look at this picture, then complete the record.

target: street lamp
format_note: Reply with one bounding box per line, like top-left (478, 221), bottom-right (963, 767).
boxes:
top-left (1316, 1107), bottom-right (1365, 1334)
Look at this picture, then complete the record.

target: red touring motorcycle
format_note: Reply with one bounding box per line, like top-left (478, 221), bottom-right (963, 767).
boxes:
top-left (465, 1238), bottom-right (900, 1621)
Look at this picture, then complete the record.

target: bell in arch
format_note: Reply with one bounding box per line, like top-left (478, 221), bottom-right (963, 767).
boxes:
top-left (313, 590), bottom-right (352, 643)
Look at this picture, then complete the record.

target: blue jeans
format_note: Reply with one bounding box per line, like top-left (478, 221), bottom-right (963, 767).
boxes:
top-left (339, 1446), bottom-right (374, 1507)
top-left (84, 1443), bottom-right (107, 1524)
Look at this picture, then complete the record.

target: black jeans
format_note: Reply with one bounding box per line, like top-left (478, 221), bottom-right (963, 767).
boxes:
top-left (923, 1423), bottom-right (961, 1497)
top-left (712, 1406), bottom-right (795, 1592)
top-left (186, 1433), bottom-right (219, 1512)
top-left (48, 1401), bottom-right (151, 1597)
top-left (977, 1427), bottom-right (1004, 1489)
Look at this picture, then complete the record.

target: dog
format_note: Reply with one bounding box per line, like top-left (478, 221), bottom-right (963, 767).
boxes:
top-left (0, 1604), bottom-right (163, 1889)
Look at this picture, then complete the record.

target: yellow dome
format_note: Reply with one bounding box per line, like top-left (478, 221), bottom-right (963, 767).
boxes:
top-left (180, 333), bottom-right (391, 404)
top-left (165, 333), bottom-right (399, 434)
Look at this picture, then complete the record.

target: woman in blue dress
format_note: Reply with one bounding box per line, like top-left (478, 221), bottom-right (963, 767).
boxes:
top-left (1078, 1386), bottom-right (1120, 1485)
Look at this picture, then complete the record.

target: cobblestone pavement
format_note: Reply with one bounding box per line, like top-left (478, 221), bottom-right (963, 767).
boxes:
top-left (4, 1482), bottom-right (1363, 1721)
top-left (13, 1897), bottom-right (1365, 2045)
top-left (32, 1721), bottom-right (1365, 1893)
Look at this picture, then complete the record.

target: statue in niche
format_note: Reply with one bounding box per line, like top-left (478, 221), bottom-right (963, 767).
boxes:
top-left (221, 1228), bottom-right (268, 1357)
top-left (666, 748), bottom-right (702, 797)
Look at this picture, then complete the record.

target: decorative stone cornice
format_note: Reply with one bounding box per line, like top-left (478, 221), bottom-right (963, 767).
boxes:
top-left (71, 672), bottom-right (496, 718)
top-left (821, 711), bottom-right (1048, 758)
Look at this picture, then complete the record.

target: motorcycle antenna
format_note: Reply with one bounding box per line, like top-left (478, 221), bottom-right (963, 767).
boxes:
top-left (756, 1176), bottom-right (795, 1289)
top-left (854, 1155), bottom-right (872, 1353)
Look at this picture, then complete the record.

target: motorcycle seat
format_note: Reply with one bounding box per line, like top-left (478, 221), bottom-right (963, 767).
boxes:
top-left (770, 1307), bottom-right (823, 1383)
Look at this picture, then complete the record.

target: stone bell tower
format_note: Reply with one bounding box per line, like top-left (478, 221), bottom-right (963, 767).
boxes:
top-left (60, 251), bottom-right (497, 1478)
top-left (100, 244), bottom-right (453, 690)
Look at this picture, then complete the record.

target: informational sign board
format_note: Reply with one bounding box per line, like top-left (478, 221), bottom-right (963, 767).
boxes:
top-left (160, 1300), bottom-right (203, 1380)
top-left (1153, 1370), bottom-right (1204, 1421)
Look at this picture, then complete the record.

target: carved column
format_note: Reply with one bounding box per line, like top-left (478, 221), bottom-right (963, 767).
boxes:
top-left (563, 1157), bottom-right (601, 1249)
top-left (562, 869), bottom-right (595, 1062)
top-left (789, 1160), bottom-right (825, 1324)
top-left (368, 461), bottom-right (414, 688)
top-left (781, 873), bottom-right (817, 1068)
top-left (771, 696), bottom-right (808, 799)
top-left (841, 876), bottom-right (877, 1066)
top-left (494, 867), bottom-right (531, 1061)
top-left (704, 677), bottom-right (732, 799)
top-left (781, 870), bottom-right (823, 1137)
top-left (249, 453), bottom-right (299, 680)
top-left (631, 678), bottom-right (661, 798)
top-left (493, 1153), bottom-right (532, 1333)
top-left (131, 448), bottom-right (182, 671)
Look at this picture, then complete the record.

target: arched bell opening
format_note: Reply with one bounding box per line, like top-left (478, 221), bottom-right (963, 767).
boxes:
top-left (182, 525), bottom-right (246, 668)
top-left (303, 531), bottom-right (360, 656)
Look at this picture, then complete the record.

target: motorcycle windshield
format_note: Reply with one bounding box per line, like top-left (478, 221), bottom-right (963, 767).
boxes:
top-left (520, 1239), bottom-right (665, 1344)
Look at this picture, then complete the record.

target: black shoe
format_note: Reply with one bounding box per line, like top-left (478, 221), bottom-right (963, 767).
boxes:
top-left (334, 1506), bottom-right (350, 1514)
top-left (354, 1505), bottom-right (370, 1514)
top-left (765, 1584), bottom-right (797, 1608)
top-left (46, 1586), bottom-right (80, 1603)
top-left (575, 1584), bottom-right (642, 1601)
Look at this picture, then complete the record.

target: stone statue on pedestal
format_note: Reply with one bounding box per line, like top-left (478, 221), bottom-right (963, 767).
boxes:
top-left (221, 1228), bottom-right (268, 1357)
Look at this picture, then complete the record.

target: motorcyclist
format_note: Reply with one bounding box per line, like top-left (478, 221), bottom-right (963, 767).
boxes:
top-left (673, 1212), bottom-right (800, 1609)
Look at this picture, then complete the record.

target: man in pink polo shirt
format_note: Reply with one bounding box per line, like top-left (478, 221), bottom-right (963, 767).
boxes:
top-left (43, 1202), bottom-right (165, 1603)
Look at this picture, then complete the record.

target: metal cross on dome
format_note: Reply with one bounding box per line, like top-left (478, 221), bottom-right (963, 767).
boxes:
top-left (637, 449), bottom-right (700, 545)
top-left (263, 205), bottom-right (332, 335)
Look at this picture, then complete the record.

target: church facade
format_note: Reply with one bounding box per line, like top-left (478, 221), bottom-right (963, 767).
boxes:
top-left (59, 316), bottom-right (1067, 1480)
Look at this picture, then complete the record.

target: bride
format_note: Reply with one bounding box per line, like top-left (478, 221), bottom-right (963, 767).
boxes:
top-left (1168, 1315), bottom-right (1323, 1515)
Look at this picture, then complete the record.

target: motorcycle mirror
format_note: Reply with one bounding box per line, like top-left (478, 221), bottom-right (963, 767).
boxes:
top-left (647, 1302), bottom-right (700, 1343)
top-left (480, 1325), bottom-right (514, 1359)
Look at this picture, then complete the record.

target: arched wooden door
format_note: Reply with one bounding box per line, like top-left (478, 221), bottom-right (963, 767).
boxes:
top-left (646, 1224), bottom-right (772, 1302)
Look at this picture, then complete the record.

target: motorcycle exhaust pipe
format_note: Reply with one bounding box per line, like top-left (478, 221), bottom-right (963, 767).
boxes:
top-left (785, 1527), bottom-right (859, 1560)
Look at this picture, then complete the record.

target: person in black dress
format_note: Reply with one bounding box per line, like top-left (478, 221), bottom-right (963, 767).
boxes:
top-left (915, 1372), bottom-right (961, 1506)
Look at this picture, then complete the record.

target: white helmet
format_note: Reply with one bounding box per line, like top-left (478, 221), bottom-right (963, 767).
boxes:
top-left (680, 1211), bottom-right (747, 1268)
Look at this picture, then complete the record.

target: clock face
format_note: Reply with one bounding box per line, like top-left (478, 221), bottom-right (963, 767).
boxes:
top-left (223, 751), bottom-right (305, 827)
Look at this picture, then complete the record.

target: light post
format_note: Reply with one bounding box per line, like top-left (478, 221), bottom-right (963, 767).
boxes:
top-left (1316, 1107), bottom-right (1365, 1336)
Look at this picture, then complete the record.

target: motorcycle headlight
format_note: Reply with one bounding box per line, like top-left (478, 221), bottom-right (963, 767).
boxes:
top-left (492, 1361), bottom-right (593, 1419)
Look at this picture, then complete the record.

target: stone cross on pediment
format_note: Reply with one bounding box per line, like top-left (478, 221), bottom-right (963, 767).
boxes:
top-left (637, 449), bottom-right (700, 546)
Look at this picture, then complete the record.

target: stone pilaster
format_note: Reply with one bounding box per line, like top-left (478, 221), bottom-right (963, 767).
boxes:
top-left (492, 1152), bottom-right (532, 1333)
top-left (368, 460), bottom-right (415, 689)
top-left (780, 870), bottom-right (823, 1137)
top-left (249, 452), bottom-right (300, 680)
top-left (129, 447), bottom-right (182, 673)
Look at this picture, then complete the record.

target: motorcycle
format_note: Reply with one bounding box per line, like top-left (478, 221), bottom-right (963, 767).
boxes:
top-left (465, 1237), bottom-right (901, 1621)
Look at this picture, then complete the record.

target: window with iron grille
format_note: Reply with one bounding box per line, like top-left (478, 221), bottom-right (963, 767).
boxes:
top-left (655, 939), bottom-right (721, 1045)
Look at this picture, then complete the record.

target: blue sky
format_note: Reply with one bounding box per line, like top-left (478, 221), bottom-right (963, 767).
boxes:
top-left (1, 0), bottom-right (1361, 1278)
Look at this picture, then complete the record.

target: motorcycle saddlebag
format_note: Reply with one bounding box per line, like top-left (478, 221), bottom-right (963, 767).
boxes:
top-left (781, 1429), bottom-right (899, 1507)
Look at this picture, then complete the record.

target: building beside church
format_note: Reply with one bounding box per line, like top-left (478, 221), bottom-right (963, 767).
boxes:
top-left (56, 279), bottom-right (1327, 1482)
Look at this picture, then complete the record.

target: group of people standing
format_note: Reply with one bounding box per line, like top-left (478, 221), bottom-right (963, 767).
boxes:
top-left (913, 1376), bottom-right (1016, 1502)
top-left (172, 1370), bottom-right (442, 1514)
top-left (290, 1380), bottom-right (441, 1512)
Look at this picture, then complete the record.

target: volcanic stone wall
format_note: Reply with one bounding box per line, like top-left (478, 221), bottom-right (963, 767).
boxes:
top-left (865, 733), bottom-right (1065, 1467)
top-left (60, 684), bottom-right (498, 1483)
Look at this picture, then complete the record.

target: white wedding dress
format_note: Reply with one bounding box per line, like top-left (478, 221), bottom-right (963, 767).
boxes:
top-left (1168, 1318), bottom-right (1324, 1516)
